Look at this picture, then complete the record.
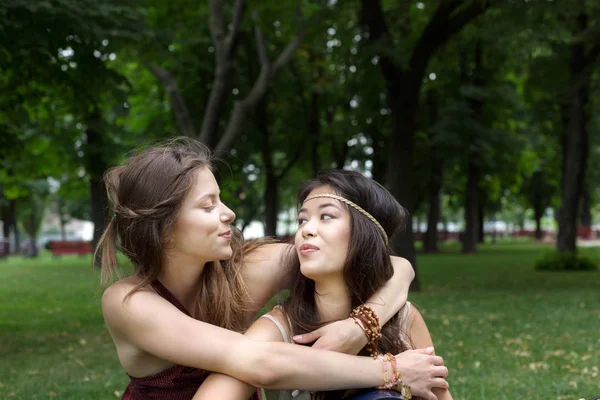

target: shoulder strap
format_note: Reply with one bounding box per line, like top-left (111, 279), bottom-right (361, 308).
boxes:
top-left (151, 280), bottom-right (191, 316)
top-left (260, 313), bottom-right (292, 343)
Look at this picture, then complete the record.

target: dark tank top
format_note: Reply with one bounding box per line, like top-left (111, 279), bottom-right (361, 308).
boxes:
top-left (121, 280), bottom-right (262, 400)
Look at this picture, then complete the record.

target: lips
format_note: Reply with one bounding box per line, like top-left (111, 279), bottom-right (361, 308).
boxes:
top-left (218, 230), bottom-right (232, 241)
top-left (298, 243), bottom-right (319, 256)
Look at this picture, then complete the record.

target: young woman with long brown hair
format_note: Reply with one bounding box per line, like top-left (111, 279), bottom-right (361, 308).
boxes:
top-left (98, 138), bottom-right (447, 400)
top-left (192, 170), bottom-right (452, 400)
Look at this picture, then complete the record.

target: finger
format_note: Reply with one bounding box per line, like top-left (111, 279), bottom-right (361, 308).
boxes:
top-left (431, 355), bottom-right (444, 366)
top-left (413, 346), bottom-right (435, 355)
top-left (292, 329), bottom-right (322, 344)
top-left (432, 365), bottom-right (449, 379)
top-left (432, 377), bottom-right (449, 390)
top-left (419, 391), bottom-right (437, 400)
top-left (309, 338), bottom-right (330, 350)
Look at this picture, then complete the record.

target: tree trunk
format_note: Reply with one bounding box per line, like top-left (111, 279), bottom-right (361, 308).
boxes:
top-left (1, 202), bottom-right (10, 255)
top-left (580, 186), bottom-right (591, 228)
top-left (388, 86), bottom-right (419, 290)
top-left (557, 15), bottom-right (590, 254)
top-left (58, 197), bottom-right (68, 240)
top-left (6, 200), bottom-right (17, 254)
top-left (461, 40), bottom-right (485, 253)
top-left (29, 237), bottom-right (38, 257)
top-left (423, 159), bottom-right (442, 253)
top-left (85, 111), bottom-right (110, 263)
top-left (13, 200), bottom-right (20, 252)
top-left (264, 173), bottom-right (278, 236)
top-left (534, 205), bottom-right (544, 240)
top-left (423, 89), bottom-right (442, 254)
top-left (60, 219), bottom-right (67, 241)
top-left (369, 125), bottom-right (387, 184)
top-left (478, 204), bottom-right (485, 244)
top-left (258, 98), bottom-right (280, 237)
top-left (462, 159), bottom-right (481, 253)
top-left (309, 92), bottom-right (320, 177)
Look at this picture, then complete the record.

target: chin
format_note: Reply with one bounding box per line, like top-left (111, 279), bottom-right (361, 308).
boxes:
top-left (220, 249), bottom-right (233, 260)
top-left (300, 263), bottom-right (325, 280)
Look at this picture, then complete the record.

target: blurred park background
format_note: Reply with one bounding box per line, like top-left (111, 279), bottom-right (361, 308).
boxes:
top-left (1, 0), bottom-right (599, 399)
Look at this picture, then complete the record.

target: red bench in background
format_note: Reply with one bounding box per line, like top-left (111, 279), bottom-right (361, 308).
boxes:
top-left (49, 240), bottom-right (93, 256)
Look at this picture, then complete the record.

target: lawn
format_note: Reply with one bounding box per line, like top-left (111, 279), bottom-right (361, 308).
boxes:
top-left (1, 241), bottom-right (599, 400)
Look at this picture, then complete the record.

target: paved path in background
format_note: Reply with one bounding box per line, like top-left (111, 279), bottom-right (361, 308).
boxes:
top-left (578, 239), bottom-right (600, 247)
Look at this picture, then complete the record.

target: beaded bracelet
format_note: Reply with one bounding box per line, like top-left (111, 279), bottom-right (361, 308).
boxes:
top-left (376, 353), bottom-right (412, 399)
top-left (350, 304), bottom-right (382, 357)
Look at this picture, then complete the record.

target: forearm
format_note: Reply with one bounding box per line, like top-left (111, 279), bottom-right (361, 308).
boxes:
top-left (246, 341), bottom-right (383, 390)
top-left (192, 373), bottom-right (255, 400)
top-left (365, 256), bottom-right (414, 324)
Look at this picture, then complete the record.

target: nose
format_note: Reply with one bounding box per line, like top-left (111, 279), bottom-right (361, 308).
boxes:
top-left (301, 219), bottom-right (316, 238)
top-left (221, 203), bottom-right (236, 223)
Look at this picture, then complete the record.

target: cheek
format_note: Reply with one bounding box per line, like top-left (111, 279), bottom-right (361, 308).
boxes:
top-left (294, 229), bottom-right (303, 244)
top-left (189, 211), bottom-right (218, 232)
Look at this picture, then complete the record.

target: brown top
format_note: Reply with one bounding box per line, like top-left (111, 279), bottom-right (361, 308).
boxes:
top-left (121, 280), bottom-right (261, 400)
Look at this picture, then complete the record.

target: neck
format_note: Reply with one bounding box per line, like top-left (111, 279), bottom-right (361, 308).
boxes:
top-left (313, 276), bottom-right (352, 323)
top-left (158, 253), bottom-right (208, 312)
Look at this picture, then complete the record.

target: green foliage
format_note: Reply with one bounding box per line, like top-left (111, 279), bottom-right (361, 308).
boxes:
top-left (535, 251), bottom-right (598, 272)
top-left (0, 0), bottom-right (599, 245)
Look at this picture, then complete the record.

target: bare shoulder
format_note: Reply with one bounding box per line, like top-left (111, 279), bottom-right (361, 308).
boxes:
top-left (101, 277), bottom-right (159, 331)
top-left (405, 303), bottom-right (435, 350)
top-left (406, 302), bottom-right (424, 325)
top-left (102, 277), bottom-right (145, 309)
top-left (246, 307), bottom-right (290, 343)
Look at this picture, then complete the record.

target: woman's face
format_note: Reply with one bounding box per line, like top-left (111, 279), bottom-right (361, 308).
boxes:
top-left (294, 185), bottom-right (351, 280)
top-left (169, 167), bottom-right (236, 264)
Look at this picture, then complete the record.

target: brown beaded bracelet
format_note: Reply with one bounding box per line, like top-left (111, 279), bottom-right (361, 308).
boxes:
top-left (350, 304), bottom-right (382, 357)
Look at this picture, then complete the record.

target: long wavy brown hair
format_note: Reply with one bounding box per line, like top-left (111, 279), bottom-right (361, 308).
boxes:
top-left (95, 137), bottom-right (254, 332)
top-left (282, 170), bottom-right (411, 399)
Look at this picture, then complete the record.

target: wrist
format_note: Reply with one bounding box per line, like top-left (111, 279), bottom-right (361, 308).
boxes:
top-left (347, 317), bottom-right (369, 347)
top-left (350, 304), bottom-right (382, 357)
top-left (376, 353), bottom-right (412, 399)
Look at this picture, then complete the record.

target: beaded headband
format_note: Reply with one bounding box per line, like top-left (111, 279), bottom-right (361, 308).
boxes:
top-left (302, 193), bottom-right (389, 245)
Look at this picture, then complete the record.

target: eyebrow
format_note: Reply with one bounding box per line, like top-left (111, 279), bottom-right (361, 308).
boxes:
top-left (299, 202), bottom-right (342, 214)
top-left (196, 193), bottom-right (219, 202)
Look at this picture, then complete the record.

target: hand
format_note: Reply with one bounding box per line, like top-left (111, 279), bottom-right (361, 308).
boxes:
top-left (292, 317), bottom-right (368, 354)
top-left (394, 347), bottom-right (448, 400)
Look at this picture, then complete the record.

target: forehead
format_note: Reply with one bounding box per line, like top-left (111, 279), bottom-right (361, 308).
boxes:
top-left (189, 167), bottom-right (219, 196)
top-left (301, 185), bottom-right (349, 212)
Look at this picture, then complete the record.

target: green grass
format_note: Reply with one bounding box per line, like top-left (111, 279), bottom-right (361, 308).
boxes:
top-left (1, 242), bottom-right (599, 400)
top-left (0, 255), bottom-right (128, 399)
top-left (413, 241), bottom-right (600, 400)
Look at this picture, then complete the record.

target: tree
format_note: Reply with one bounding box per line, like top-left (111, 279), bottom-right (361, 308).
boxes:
top-left (359, 0), bottom-right (494, 289)
top-left (556, 11), bottom-right (600, 253)
top-left (17, 181), bottom-right (51, 257)
top-left (146, 0), bottom-right (302, 154)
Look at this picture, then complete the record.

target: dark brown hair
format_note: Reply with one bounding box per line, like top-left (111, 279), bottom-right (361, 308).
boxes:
top-left (96, 137), bottom-right (251, 332)
top-left (283, 170), bottom-right (411, 398)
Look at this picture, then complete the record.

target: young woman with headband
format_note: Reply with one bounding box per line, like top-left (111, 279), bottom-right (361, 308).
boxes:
top-left (192, 170), bottom-right (452, 400)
